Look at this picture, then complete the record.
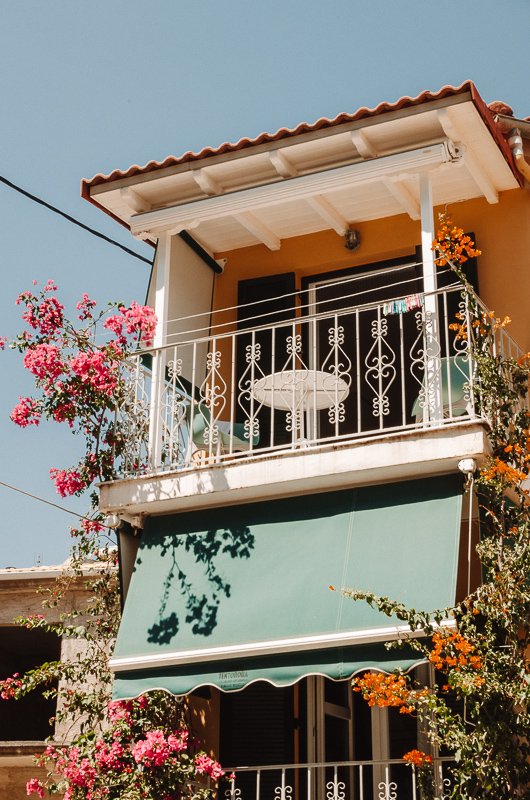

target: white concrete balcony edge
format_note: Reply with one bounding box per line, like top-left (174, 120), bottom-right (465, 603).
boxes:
top-left (99, 420), bottom-right (490, 518)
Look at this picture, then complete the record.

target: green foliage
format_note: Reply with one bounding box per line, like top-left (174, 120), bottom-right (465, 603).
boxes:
top-left (347, 264), bottom-right (530, 798)
top-left (1, 285), bottom-right (223, 799)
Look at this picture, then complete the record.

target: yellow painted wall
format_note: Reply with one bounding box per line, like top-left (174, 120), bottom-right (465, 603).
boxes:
top-left (212, 188), bottom-right (530, 351)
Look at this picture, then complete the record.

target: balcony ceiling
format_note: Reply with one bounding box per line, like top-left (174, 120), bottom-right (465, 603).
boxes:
top-left (86, 97), bottom-right (519, 255)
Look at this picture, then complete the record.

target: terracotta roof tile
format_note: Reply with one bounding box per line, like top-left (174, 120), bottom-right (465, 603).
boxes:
top-left (81, 81), bottom-right (520, 211)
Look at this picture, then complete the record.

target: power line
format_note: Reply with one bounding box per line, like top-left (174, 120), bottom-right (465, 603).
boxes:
top-left (0, 479), bottom-right (106, 528)
top-left (0, 174), bottom-right (153, 266)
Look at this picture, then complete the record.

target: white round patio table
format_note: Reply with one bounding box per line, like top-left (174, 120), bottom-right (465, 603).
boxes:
top-left (251, 369), bottom-right (350, 442)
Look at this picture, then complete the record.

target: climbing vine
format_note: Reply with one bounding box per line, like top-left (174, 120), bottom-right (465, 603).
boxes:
top-left (342, 219), bottom-right (530, 798)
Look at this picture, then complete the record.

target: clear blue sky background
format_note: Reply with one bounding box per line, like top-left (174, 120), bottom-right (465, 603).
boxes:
top-left (1, 0), bottom-right (529, 567)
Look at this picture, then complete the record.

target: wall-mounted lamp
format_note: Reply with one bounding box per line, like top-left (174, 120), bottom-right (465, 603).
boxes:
top-left (344, 227), bottom-right (361, 251)
top-left (458, 458), bottom-right (477, 476)
top-left (104, 513), bottom-right (122, 530)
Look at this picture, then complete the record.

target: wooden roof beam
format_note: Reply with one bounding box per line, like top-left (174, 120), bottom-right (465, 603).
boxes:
top-left (234, 211), bottom-right (281, 250)
top-left (120, 187), bottom-right (151, 214)
top-left (192, 168), bottom-right (224, 197)
top-left (351, 130), bottom-right (377, 159)
top-left (381, 176), bottom-right (420, 220)
top-left (306, 195), bottom-right (348, 235)
top-left (268, 149), bottom-right (299, 178)
top-left (437, 108), bottom-right (498, 203)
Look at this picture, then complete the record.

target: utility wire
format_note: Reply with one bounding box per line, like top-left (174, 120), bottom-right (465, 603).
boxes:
top-left (0, 174), bottom-right (153, 266)
top-left (156, 269), bottom-right (456, 344)
top-left (0, 479), bottom-right (106, 528)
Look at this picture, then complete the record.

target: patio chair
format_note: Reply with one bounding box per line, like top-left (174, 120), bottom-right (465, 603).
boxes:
top-left (411, 355), bottom-right (475, 422)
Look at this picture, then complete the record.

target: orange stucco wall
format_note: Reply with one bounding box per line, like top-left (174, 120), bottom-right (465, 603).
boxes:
top-left (189, 691), bottom-right (220, 758)
top-left (212, 187), bottom-right (530, 351)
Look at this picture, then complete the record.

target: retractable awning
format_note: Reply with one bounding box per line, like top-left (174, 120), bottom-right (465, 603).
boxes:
top-left (111, 475), bottom-right (462, 698)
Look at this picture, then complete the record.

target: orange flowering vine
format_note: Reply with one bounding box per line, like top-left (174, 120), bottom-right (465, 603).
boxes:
top-left (352, 672), bottom-right (419, 714)
top-left (429, 631), bottom-right (482, 673)
top-left (402, 749), bottom-right (433, 767)
top-left (481, 457), bottom-right (527, 486)
top-left (449, 309), bottom-right (511, 341)
top-left (432, 213), bottom-right (481, 267)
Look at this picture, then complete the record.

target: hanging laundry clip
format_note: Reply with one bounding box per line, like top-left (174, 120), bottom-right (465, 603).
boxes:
top-left (382, 293), bottom-right (423, 316)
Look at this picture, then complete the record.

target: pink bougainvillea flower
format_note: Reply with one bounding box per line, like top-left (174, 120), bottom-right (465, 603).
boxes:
top-left (103, 313), bottom-right (125, 340)
top-left (10, 397), bottom-right (41, 428)
top-left (63, 755), bottom-right (97, 789)
top-left (132, 729), bottom-right (173, 768)
top-left (80, 518), bottom-right (104, 535)
top-left (75, 292), bottom-right (96, 321)
top-left (70, 350), bottom-right (118, 393)
top-left (0, 673), bottom-right (23, 700)
top-left (107, 699), bottom-right (133, 724)
top-left (94, 739), bottom-right (125, 771)
top-left (0, 336), bottom-right (7, 350)
top-left (167, 728), bottom-right (189, 753)
top-left (50, 468), bottom-right (87, 497)
top-left (22, 296), bottom-right (64, 335)
top-left (104, 302), bottom-right (156, 346)
top-left (194, 754), bottom-right (225, 780)
top-left (23, 344), bottom-right (63, 381)
top-left (51, 399), bottom-right (76, 426)
top-left (25, 778), bottom-right (45, 798)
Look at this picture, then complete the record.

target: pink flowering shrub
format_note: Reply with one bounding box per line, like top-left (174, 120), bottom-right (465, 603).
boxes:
top-left (4, 283), bottom-right (224, 800)
top-left (194, 754), bottom-right (225, 780)
top-left (0, 673), bottom-right (23, 700)
top-left (25, 778), bottom-right (45, 798)
top-left (10, 397), bottom-right (41, 427)
top-left (30, 693), bottom-right (223, 800)
top-left (5, 280), bottom-right (156, 496)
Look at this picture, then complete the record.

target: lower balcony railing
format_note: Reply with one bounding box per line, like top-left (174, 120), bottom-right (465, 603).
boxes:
top-left (116, 285), bottom-right (524, 478)
top-left (221, 758), bottom-right (456, 800)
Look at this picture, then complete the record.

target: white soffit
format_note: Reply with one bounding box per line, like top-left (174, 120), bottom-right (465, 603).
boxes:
top-left (130, 143), bottom-right (456, 240)
top-left (90, 100), bottom-right (518, 253)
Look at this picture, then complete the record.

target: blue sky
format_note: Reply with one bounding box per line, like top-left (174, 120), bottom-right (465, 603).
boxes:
top-left (1, 0), bottom-right (529, 567)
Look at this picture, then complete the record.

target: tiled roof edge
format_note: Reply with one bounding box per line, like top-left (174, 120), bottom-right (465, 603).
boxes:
top-left (81, 81), bottom-right (523, 209)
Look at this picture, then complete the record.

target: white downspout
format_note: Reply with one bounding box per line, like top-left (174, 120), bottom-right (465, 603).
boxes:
top-left (492, 113), bottom-right (530, 183)
top-left (507, 128), bottom-right (530, 183)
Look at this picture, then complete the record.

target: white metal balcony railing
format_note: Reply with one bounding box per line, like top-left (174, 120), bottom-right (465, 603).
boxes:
top-left (116, 285), bottom-right (524, 478)
top-left (220, 758), bottom-right (456, 800)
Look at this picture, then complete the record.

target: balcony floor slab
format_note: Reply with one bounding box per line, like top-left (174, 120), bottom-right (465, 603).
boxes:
top-left (99, 421), bottom-right (491, 518)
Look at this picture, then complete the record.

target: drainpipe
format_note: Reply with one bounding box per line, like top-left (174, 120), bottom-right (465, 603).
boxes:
top-left (507, 128), bottom-right (530, 183)
top-left (493, 113), bottom-right (530, 183)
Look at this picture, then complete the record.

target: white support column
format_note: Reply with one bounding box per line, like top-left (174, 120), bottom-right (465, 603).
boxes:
top-left (371, 706), bottom-right (390, 795)
top-left (153, 231), bottom-right (171, 347)
top-left (148, 232), bottom-right (172, 469)
top-left (419, 173), bottom-right (443, 422)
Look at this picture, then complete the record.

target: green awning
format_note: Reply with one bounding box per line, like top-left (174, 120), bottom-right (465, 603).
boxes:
top-left (111, 476), bottom-right (462, 698)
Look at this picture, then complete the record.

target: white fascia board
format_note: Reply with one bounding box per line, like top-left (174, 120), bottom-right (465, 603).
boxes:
top-left (109, 619), bottom-right (456, 673)
top-left (129, 142), bottom-right (456, 238)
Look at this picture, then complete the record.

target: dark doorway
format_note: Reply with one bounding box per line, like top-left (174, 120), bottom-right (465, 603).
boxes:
top-left (0, 626), bottom-right (60, 741)
top-left (302, 257), bottom-right (423, 437)
top-left (237, 273), bottom-right (296, 449)
top-left (220, 682), bottom-right (295, 798)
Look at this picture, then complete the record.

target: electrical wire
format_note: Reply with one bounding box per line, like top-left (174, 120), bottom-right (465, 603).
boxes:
top-left (0, 479), bottom-right (109, 528)
top-left (164, 261), bottom-right (426, 329)
top-left (158, 268), bottom-right (456, 343)
top-left (0, 174), bottom-right (153, 266)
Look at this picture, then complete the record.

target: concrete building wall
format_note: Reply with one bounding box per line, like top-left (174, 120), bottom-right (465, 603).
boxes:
top-left (0, 564), bottom-right (97, 800)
